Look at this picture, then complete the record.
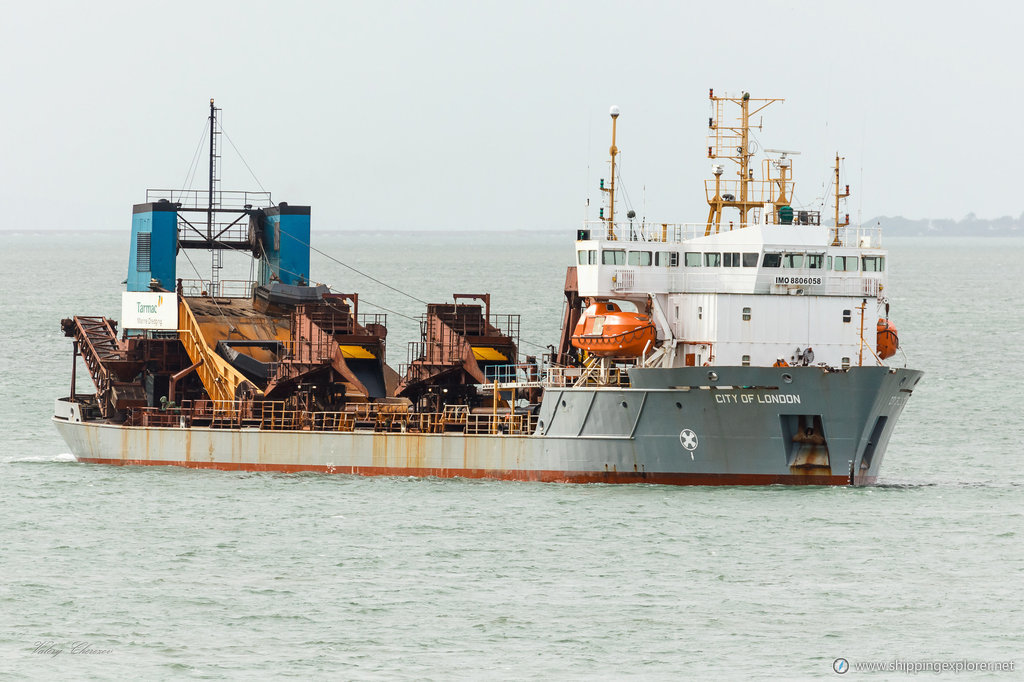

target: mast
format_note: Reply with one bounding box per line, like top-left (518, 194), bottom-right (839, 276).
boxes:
top-left (601, 106), bottom-right (620, 240)
top-left (208, 99), bottom-right (215, 243)
top-left (207, 99), bottom-right (222, 295)
top-left (832, 153), bottom-right (850, 246)
top-left (705, 90), bottom-right (783, 234)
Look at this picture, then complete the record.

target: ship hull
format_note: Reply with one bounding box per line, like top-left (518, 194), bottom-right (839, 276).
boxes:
top-left (53, 366), bottom-right (922, 486)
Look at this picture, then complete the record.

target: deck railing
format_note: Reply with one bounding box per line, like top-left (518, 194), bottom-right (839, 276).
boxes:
top-left (580, 220), bottom-right (884, 248)
top-left (125, 399), bottom-right (538, 435)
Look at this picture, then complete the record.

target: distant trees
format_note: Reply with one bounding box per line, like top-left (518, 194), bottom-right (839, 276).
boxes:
top-left (868, 214), bottom-right (1022, 236)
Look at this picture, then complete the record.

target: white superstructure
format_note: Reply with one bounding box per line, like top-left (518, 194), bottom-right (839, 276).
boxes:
top-left (576, 222), bottom-right (888, 368)
top-left (571, 93), bottom-right (895, 371)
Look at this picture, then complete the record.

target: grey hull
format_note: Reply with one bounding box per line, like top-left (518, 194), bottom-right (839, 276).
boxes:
top-left (53, 366), bottom-right (923, 485)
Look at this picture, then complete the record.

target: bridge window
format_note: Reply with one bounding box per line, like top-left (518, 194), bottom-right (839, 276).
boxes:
top-left (841, 357), bottom-right (851, 369)
top-left (742, 307), bottom-right (751, 321)
top-left (742, 252), bottom-right (758, 267)
top-left (656, 251), bottom-right (679, 267)
top-left (628, 251), bottom-right (652, 266)
top-left (762, 253), bottom-right (782, 268)
top-left (698, 306), bottom-right (703, 320)
top-left (783, 253), bottom-right (804, 268)
top-left (704, 253), bottom-right (721, 267)
top-left (833, 256), bottom-right (859, 272)
top-left (806, 254), bottom-right (824, 269)
top-left (602, 249), bottom-right (625, 265)
top-left (577, 249), bottom-right (597, 265)
top-left (843, 309), bottom-right (851, 323)
top-left (742, 354), bottom-right (751, 366)
top-left (685, 252), bottom-right (702, 267)
top-left (862, 256), bottom-right (885, 272)
top-left (723, 252), bottom-right (741, 267)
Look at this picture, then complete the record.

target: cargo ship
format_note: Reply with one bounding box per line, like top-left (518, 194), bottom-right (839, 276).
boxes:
top-left (53, 93), bottom-right (922, 485)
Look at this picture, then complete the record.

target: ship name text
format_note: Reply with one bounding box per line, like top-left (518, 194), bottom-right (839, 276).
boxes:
top-left (714, 393), bottom-right (801, 405)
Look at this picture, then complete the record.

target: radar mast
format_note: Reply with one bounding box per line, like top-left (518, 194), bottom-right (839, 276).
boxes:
top-left (705, 90), bottom-right (783, 234)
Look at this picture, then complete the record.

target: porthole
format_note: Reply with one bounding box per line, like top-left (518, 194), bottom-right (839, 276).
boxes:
top-left (675, 402), bottom-right (682, 409)
top-left (621, 401), bottom-right (628, 408)
top-left (561, 400), bottom-right (566, 407)
top-left (707, 371), bottom-right (718, 382)
top-left (781, 373), bottom-right (793, 384)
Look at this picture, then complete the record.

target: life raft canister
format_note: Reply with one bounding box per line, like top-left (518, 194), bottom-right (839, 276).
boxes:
top-left (876, 318), bottom-right (899, 359)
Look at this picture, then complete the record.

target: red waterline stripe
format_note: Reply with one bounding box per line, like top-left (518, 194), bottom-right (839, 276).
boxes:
top-left (74, 457), bottom-right (872, 486)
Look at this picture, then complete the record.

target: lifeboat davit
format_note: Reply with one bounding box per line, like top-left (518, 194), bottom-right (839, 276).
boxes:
top-left (877, 318), bottom-right (899, 359)
top-left (571, 302), bottom-right (656, 357)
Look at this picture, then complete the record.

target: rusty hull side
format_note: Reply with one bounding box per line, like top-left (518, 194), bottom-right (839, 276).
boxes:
top-left (53, 366), bottom-right (921, 485)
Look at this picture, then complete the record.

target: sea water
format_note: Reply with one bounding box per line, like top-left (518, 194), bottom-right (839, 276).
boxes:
top-left (1, 231), bottom-right (1021, 679)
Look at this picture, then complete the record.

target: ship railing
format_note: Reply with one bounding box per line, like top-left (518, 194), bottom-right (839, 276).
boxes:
top-left (581, 220), bottom-right (885, 245)
top-left (824, 277), bottom-right (881, 297)
top-left (358, 313), bottom-right (387, 329)
top-left (835, 225), bottom-right (883, 248)
top-left (702, 178), bottom-right (773, 205)
top-left (543, 364), bottom-right (630, 388)
top-left (761, 209), bottom-right (823, 226)
top-left (582, 221), bottom-right (708, 243)
top-left (441, 404), bottom-right (469, 425)
top-left (488, 314), bottom-right (521, 342)
top-left (126, 409), bottom-right (190, 428)
top-left (146, 189), bottom-right (273, 211)
top-left (483, 363), bottom-right (543, 388)
top-left (277, 336), bottom-right (337, 364)
top-left (544, 366), bottom-right (579, 387)
top-left (124, 400), bottom-right (539, 435)
top-left (176, 220), bottom-right (252, 248)
top-left (573, 364), bottom-right (631, 387)
top-left (309, 412), bottom-right (356, 432)
top-left (179, 279), bottom-right (255, 299)
top-left (406, 341), bottom-right (427, 365)
top-left (465, 412), bottom-right (536, 435)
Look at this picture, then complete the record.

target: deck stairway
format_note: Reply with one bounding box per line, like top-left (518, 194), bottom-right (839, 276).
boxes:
top-left (177, 299), bottom-right (262, 402)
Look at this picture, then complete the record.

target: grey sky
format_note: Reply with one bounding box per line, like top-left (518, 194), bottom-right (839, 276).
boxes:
top-left (1, 1), bottom-right (1017, 231)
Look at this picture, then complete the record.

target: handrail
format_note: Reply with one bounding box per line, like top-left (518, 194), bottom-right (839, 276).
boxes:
top-left (126, 399), bottom-right (538, 435)
top-left (580, 220), bottom-right (884, 248)
top-left (176, 298), bottom-right (261, 402)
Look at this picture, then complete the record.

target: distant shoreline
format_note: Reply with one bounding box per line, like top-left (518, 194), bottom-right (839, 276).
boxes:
top-left (4, 219), bottom-right (1023, 236)
top-left (861, 215), bottom-right (1024, 237)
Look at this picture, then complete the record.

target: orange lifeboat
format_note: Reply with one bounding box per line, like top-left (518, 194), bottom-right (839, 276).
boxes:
top-left (571, 302), bottom-right (656, 357)
top-left (877, 318), bottom-right (899, 359)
